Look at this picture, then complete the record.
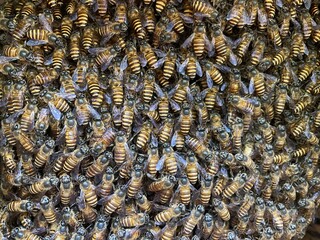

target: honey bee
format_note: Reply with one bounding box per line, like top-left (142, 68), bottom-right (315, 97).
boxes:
top-left (78, 175), bottom-right (97, 207)
top-left (34, 139), bottom-right (55, 168)
top-left (139, 40), bottom-right (158, 69)
top-left (143, 7), bottom-right (156, 33)
top-left (300, 9), bottom-right (313, 39)
top-left (18, 213), bottom-right (33, 229)
top-left (74, 93), bottom-right (101, 126)
top-left (183, 205), bottom-right (205, 235)
top-left (59, 173), bottom-right (74, 205)
top-left (236, 31), bottom-right (253, 61)
top-left (212, 198), bottom-right (230, 221)
top-left (91, 215), bottom-right (108, 239)
top-left (141, 69), bottom-right (155, 104)
top-left (154, 47), bottom-right (178, 81)
top-left (71, 226), bottom-right (87, 240)
top-left (250, 37), bottom-right (266, 65)
top-left (126, 165), bottom-right (143, 198)
top-left (11, 227), bottom-right (41, 240)
top-left (7, 200), bottom-right (34, 213)
top-left (257, 116), bottom-right (274, 144)
top-left (222, 173), bottom-right (247, 199)
top-left (86, 151), bottom-right (112, 178)
top-left (127, 4), bottom-right (146, 39)
top-left (12, 15), bottom-right (36, 41)
top-left (156, 143), bottom-right (179, 175)
top-left (298, 59), bottom-right (316, 81)
top-left (61, 16), bottom-right (73, 39)
top-left (40, 195), bottom-right (57, 224)
top-left (20, 153), bottom-right (37, 177)
top-left (155, 203), bottom-right (185, 223)
top-left (92, 44), bottom-right (121, 70)
top-left (266, 201), bottom-right (284, 231)
top-left (267, 19), bottom-right (282, 47)
top-left (120, 213), bottom-right (149, 228)
top-left (104, 186), bottom-right (127, 215)
top-left (228, 95), bottom-right (254, 114)
top-left (135, 192), bottom-right (152, 213)
top-left (254, 197), bottom-right (266, 230)
top-left (182, 22), bottom-right (212, 57)
top-left (28, 174), bottom-right (59, 194)
top-left (77, 195), bottom-right (97, 224)
top-left (3, 44), bottom-right (34, 62)
top-left (63, 144), bottom-right (89, 172)
top-left (272, 47), bottom-right (290, 66)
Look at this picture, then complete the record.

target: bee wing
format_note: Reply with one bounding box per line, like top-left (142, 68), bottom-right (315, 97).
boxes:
top-left (39, 13), bottom-right (53, 32)
top-left (226, 5), bottom-right (239, 21)
top-left (229, 51), bottom-right (238, 66)
top-left (169, 99), bottom-right (181, 111)
top-left (304, 0), bottom-right (311, 9)
top-left (175, 153), bottom-right (187, 168)
top-left (156, 155), bottom-right (166, 171)
top-left (119, 55), bottom-right (128, 71)
top-left (101, 56), bottom-right (115, 72)
top-left (154, 49), bottom-right (166, 58)
top-left (257, 7), bottom-right (268, 25)
top-left (249, 78), bottom-right (255, 94)
top-left (48, 102), bottom-right (62, 120)
top-left (166, 21), bottom-right (175, 32)
top-left (178, 58), bottom-right (189, 74)
top-left (100, 33), bottom-right (115, 45)
top-left (139, 53), bottom-right (148, 68)
top-left (204, 35), bottom-right (213, 52)
top-left (154, 83), bottom-right (164, 97)
top-left (179, 13), bottom-right (194, 24)
top-left (196, 61), bottom-right (203, 77)
top-left (87, 104), bottom-right (101, 120)
top-left (276, 0), bottom-right (283, 7)
top-left (240, 80), bottom-right (249, 94)
top-left (26, 40), bottom-right (47, 46)
top-left (88, 47), bottom-right (108, 55)
top-left (206, 71), bottom-right (214, 89)
top-left (153, 57), bottom-right (165, 69)
top-left (181, 33), bottom-right (195, 49)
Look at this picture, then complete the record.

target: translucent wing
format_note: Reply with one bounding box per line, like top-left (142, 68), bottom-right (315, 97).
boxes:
top-left (39, 13), bottom-right (53, 32)
top-left (26, 40), bottom-right (47, 46)
top-left (48, 102), bottom-right (62, 120)
top-left (0, 56), bottom-right (18, 64)
top-left (156, 155), bottom-right (166, 171)
top-left (181, 33), bottom-right (195, 48)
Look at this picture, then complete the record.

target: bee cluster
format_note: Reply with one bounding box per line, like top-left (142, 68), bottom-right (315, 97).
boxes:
top-left (1, 0), bottom-right (320, 239)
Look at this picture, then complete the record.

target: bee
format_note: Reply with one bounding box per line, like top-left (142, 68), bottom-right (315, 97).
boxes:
top-left (63, 144), bottom-right (89, 172)
top-left (257, 116), bottom-right (273, 144)
top-left (40, 196), bottom-right (57, 224)
top-left (222, 173), bottom-right (247, 199)
top-left (18, 213), bottom-right (33, 229)
top-left (7, 200), bottom-right (34, 213)
top-left (182, 22), bottom-right (212, 57)
top-left (254, 197), bottom-right (266, 230)
top-left (28, 174), bottom-right (59, 194)
top-left (114, 131), bottom-right (131, 166)
top-left (212, 198), bottom-right (230, 221)
top-left (165, 4), bottom-right (186, 34)
top-left (272, 47), bottom-right (290, 66)
top-left (296, 216), bottom-right (309, 238)
top-left (127, 165), bottom-right (144, 198)
top-left (96, 167), bottom-right (114, 199)
top-left (71, 226), bottom-right (87, 240)
top-left (141, 69), bottom-right (155, 104)
top-left (274, 84), bottom-right (288, 116)
top-left (20, 153), bottom-right (37, 177)
top-left (6, 80), bottom-right (26, 115)
top-left (61, 16), bottom-right (73, 39)
top-left (104, 186), bottom-right (127, 215)
top-left (12, 15), bottom-right (36, 41)
top-left (144, 7), bottom-right (156, 33)
top-left (59, 173), bottom-right (74, 205)
top-left (154, 47), bottom-right (178, 81)
top-left (250, 37), bottom-right (266, 65)
top-left (93, 44), bottom-right (121, 69)
top-left (11, 227), bottom-right (41, 240)
top-left (268, 19), bottom-right (282, 47)
top-left (120, 213), bottom-right (148, 227)
top-left (185, 135), bottom-right (211, 161)
top-left (91, 216), bottom-right (108, 240)
top-left (300, 9), bottom-right (313, 39)
top-left (135, 192), bottom-right (152, 213)
top-left (155, 203), bottom-right (185, 223)
top-left (235, 152), bottom-right (256, 171)
top-left (86, 151), bottom-right (112, 178)
top-left (75, 93), bottom-right (101, 126)
top-left (128, 5), bottom-right (146, 39)
top-left (294, 93), bottom-right (313, 114)
top-left (77, 195), bottom-right (97, 224)
top-left (1, 146), bottom-right (16, 171)
top-left (247, 67), bottom-right (265, 96)
top-left (210, 24), bottom-right (228, 64)
top-left (139, 40), bottom-right (158, 69)
top-left (75, 3), bottom-right (89, 27)
top-left (298, 60), bottom-right (316, 82)
top-left (33, 68), bottom-right (59, 86)
top-left (236, 31), bottom-right (253, 61)
top-left (156, 143), bottom-right (179, 175)
top-left (183, 205), bottom-right (205, 235)
top-left (231, 117), bottom-right (243, 149)
top-left (160, 220), bottom-right (178, 240)
top-left (78, 175), bottom-right (97, 208)
top-left (148, 175), bottom-right (176, 193)
top-left (34, 139), bottom-right (55, 168)
top-left (15, 127), bottom-right (36, 153)
top-left (97, 22), bottom-right (127, 39)
top-left (228, 95), bottom-right (254, 114)
top-left (266, 201), bottom-right (284, 231)
top-left (238, 192), bottom-right (255, 219)
top-left (3, 44), bottom-right (34, 62)
top-left (20, 99), bottom-right (38, 132)
top-left (158, 114), bottom-right (175, 143)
